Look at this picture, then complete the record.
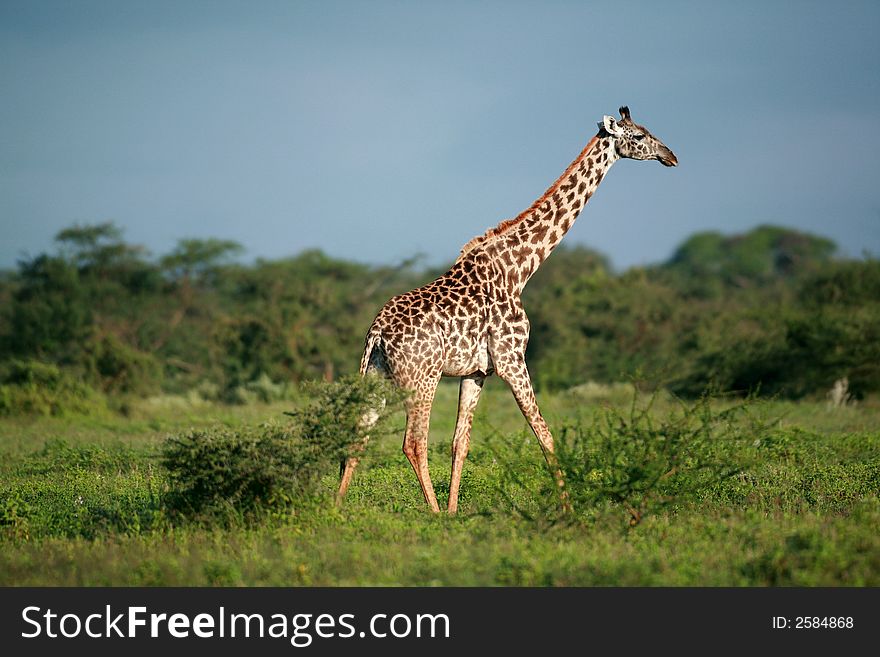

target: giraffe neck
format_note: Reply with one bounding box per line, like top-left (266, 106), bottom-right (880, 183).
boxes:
top-left (488, 133), bottom-right (618, 295)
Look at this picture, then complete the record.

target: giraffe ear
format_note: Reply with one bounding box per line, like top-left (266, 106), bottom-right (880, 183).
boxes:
top-left (601, 115), bottom-right (622, 135)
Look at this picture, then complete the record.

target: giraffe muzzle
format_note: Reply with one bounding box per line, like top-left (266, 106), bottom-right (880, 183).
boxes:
top-left (658, 149), bottom-right (678, 167)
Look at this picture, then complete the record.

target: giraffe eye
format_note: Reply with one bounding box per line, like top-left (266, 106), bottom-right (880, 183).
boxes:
top-left (633, 133), bottom-right (646, 141)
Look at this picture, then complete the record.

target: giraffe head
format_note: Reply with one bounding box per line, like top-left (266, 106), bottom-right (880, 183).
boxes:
top-left (600, 106), bottom-right (677, 167)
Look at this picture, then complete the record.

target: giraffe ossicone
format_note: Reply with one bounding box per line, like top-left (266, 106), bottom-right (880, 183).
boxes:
top-left (336, 106), bottom-right (677, 513)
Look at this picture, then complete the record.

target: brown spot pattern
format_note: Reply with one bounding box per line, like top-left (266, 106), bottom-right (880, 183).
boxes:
top-left (337, 109), bottom-right (677, 513)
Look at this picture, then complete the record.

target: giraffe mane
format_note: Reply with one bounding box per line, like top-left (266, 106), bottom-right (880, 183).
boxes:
top-left (454, 134), bottom-right (601, 264)
top-left (454, 217), bottom-right (521, 263)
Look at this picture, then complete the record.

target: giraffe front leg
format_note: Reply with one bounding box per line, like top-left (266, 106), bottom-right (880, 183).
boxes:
top-left (448, 373), bottom-right (485, 514)
top-left (496, 357), bottom-right (572, 513)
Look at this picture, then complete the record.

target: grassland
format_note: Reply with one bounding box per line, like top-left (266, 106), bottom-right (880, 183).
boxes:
top-left (1, 379), bottom-right (878, 586)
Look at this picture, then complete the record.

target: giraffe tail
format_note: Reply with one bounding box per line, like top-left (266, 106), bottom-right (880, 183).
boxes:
top-left (359, 329), bottom-right (383, 377)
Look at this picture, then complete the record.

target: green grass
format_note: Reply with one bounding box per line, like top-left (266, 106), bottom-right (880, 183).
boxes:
top-left (1, 380), bottom-right (879, 586)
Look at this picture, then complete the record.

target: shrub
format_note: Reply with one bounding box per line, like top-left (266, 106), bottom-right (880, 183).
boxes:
top-left (162, 423), bottom-right (309, 517)
top-left (497, 391), bottom-right (771, 526)
top-left (0, 359), bottom-right (107, 417)
top-left (161, 374), bottom-right (401, 518)
top-left (289, 373), bottom-right (404, 460)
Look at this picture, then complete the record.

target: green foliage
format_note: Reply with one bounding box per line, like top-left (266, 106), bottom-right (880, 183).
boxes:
top-left (0, 221), bottom-right (877, 404)
top-left (675, 259), bottom-right (880, 397)
top-left (664, 224), bottom-right (836, 297)
top-left (161, 374), bottom-right (401, 518)
top-left (527, 264), bottom-right (690, 388)
top-left (214, 250), bottom-right (420, 386)
top-left (0, 222), bottom-right (425, 401)
top-left (289, 373), bottom-right (405, 457)
top-left (20, 439), bottom-right (143, 475)
top-left (4, 254), bottom-right (93, 360)
top-left (161, 423), bottom-right (311, 518)
top-left (0, 360), bottom-right (107, 417)
top-left (3, 218), bottom-right (879, 586)
top-left (800, 258), bottom-right (880, 306)
top-left (498, 391), bottom-right (770, 525)
top-left (55, 222), bottom-right (125, 254)
top-left (160, 238), bottom-right (243, 280)
top-left (0, 441), bottom-right (162, 539)
top-left (82, 335), bottom-right (163, 394)
top-left (1, 391), bottom-right (879, 584)
top-left (225, 373), bottom-right (297, 405)
top-left (791, 260), bottom-right (880, 395)
top-left (54, 222), bottom-right (161, 295)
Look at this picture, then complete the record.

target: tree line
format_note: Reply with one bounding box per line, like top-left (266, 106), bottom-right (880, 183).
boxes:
top-left (1, 222), bottom-right (877, 414)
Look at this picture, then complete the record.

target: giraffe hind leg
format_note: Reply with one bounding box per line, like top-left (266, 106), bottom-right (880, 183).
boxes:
top-left (336, 348), bottom-right (388, 506)
top-left (401, 377), bottom-right (441, 512)
top-left (335, 401), bottom-right (384, 505)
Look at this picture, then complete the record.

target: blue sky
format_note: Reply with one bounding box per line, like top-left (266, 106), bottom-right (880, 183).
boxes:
top-left (1, 0), bottom-right (878, 270)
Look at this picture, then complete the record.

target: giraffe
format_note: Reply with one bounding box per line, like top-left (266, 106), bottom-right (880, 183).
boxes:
top-left (336, 106), bottom-right (677, 513)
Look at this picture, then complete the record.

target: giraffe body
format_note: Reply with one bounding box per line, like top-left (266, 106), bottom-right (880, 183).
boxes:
top-left (337, 107), bottom-right (677, 513)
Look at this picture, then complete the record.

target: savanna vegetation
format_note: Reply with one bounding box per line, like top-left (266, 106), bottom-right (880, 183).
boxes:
top-left (0, 222), bottom-right (877, 585)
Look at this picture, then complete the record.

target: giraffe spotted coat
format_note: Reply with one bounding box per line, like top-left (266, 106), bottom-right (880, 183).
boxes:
top-left (337, 106), bottom-right (677, 513)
